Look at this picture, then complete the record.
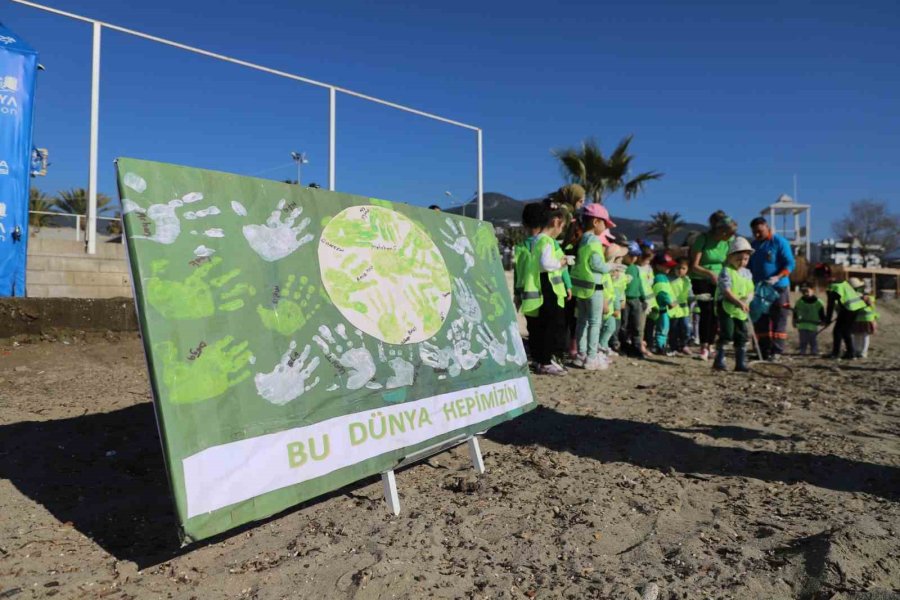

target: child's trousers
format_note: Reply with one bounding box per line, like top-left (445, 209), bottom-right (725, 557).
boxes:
top-left (576, 294), bottom-right (604, 358)
top-left (670, 316), bottom-right (689, 350)
top-left (598, 314), bottom-right (617, 350)
top-left (798, 329), bottom-right (818, 355)
top-left (654, 311), bottom-right (670, 351)
top-left (852, 333), bottom-right (870, 358)
top-left (831, 309), bottom-right (857, 357)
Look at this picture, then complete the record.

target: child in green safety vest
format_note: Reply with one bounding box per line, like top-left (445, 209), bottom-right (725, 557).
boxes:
top-left (637, 244), bottom-right (656, 357)
top-left (713, 237), bottom-right (756, 371)
top-left (520, 202), bottom-right (572, 375)
top-left (850, 278), bottom-right (878, 359)
top-left (599, 243), bottom-right (628, 355)
top-left (825, 276), bottom-right (868, 360)
top-left (792, 282), bottom-right (826, 355)
top-left (668, 258), bottom-right (693, 355)
top-left (571, 203), bottom-right (623, 370)
top-left (608, 245), bottom-right (630, 354)
top-left (650, 252), bottom-right (679, 355)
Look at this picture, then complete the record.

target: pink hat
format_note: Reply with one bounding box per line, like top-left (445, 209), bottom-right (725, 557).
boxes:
top-left (583, 203), bottom-right (616, 227)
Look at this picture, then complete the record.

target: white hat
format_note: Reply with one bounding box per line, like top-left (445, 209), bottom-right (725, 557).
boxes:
top-left (728, 236), bottom-right (754, 255)
top-left (848, 277), bottom-right (866, 289)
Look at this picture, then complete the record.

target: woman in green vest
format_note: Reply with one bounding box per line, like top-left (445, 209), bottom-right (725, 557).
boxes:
top-left (825, 276), bottom-right (868, 359)
top-left (690, 211), bottom-right (738, 360)
top-left (713, 236), bottom-right (755, 371)
top-left (850, 278), bottom-right (878, 359)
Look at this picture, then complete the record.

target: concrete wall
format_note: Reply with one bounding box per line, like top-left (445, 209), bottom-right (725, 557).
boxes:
top-left (0, 297), bottom-right (138, 337)
top-left (26, 238), bottom-right (133, 299)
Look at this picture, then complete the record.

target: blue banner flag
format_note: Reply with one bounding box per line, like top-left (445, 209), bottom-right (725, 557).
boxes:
top-left (0, 23), bottom-right (38, 296)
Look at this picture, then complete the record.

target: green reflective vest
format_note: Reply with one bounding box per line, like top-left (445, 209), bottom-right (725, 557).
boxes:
top-left (828, 281), bottom-right (867, 312)
top-left (570, 238), bottom-right (605, 299)
top-left (669, 276), bottom-right (691, 318)
top-left (520, 234), bottom-right (566, 316)
top-left (716, 266), bottom-right (753, 321)
top-left (652, 275), bottom-right (675, 313)
top-left (856, 297), bottom-right (879, 322)
top-left (639, 266), bottom-right (657, 309)
top-left (602, 273), bottom-right (616, 316)
top-left (793, 298), bottom-right (825, 331)
top-left (513, 242), bottom-right (528, 298)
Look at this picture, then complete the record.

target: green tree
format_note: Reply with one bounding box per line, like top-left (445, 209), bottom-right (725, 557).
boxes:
top-left (647, 211), bottom-right (685, 249)
top-left (53, 188), bottom-right (117, 232)
top-left (28, 187), bottom-right (55, 230)
top-left (553, 136), bottom-right (663, 204)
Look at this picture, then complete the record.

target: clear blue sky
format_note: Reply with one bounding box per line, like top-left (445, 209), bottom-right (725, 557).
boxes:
top-left (4, 0), bottom-right (898, 239)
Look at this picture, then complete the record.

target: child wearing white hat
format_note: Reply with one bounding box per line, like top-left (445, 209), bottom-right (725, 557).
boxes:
top-left (713, 237), bottom-right (755, 372)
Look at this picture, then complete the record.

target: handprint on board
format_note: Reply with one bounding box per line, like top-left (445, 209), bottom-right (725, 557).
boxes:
top-left (123, 191), bottom-right (213, 245)
top-left (439, 217), bottom-right (475, 273)
top-left (234, 199), bottom-right (314, 262)
top-left (157, 336), bottom-right (253, 404)
top-left (313, 324), bottom-right (381, 391)
top-left (257, 275), bottom-right (323, 336)
top-left (145, 256), bottom-right (256, 320)
top-left (254, 341), bottom-right (321, 405)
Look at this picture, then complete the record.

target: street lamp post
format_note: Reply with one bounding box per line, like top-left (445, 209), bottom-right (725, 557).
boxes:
top-left (444, 190), bottom-right (458, 216)
top-left (290, 151), bottom-right (309, 185)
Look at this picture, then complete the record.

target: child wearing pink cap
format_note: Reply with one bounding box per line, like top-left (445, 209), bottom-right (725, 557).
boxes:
top-left (570, 203), bottom-right (625, 369)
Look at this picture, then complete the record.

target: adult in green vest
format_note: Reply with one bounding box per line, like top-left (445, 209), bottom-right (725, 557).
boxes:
top-left (825, 276), bottom-right (867, 359)
top-left (690, 211), bottom-right (738, 360)
top-left (792, 282), bottom-right (826, 355)
top-left (850, 278), bottom-right (878, 359)
top-left (713, 236), bottom-right (755, 371)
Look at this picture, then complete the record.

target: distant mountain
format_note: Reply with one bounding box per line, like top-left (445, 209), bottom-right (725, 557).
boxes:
top-left (445, 192), bottom-right (706, 246)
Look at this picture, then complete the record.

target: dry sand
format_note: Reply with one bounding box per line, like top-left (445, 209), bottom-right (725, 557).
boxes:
top-left (1, 305), bottom-right (898, 599)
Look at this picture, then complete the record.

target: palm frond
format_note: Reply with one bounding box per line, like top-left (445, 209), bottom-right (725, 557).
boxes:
top-left (623, 171), bottom-right (664, 200)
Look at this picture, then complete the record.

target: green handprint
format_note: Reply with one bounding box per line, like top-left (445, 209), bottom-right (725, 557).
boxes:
top-left (473, 222), bottom-right (500, 262)
top-left (406, 286), bottom-right (443, 334)
top-left (257, 275), bottom-right (323, 336)
top-left (474, 278), bottom-right (507, 322)
top-left (322, 211), bottom-right (379, 248)
top-left (323, 254), bottom-right (377, 314)
top-left (371, 290), bottom-right (407, 344)
top-left (157, 336), bottom-right (253, 404)
top-left (145, 256), bottom-right (256, 320)
top-left (368, 206), bottom-right (400, 244)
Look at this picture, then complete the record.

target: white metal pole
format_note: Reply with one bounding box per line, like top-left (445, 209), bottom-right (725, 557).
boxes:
top-left (87, 21), bottom-right (101, 255)
top-left (476, 129), bottom-right (484, 220)
top-left (328, 87), bottom-right (336, 191)
top-left (806, 207), bottom-right (811, 261)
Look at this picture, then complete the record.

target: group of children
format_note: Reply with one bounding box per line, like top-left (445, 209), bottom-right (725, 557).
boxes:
top-left (512, 197), bottom-right (881, 375)
top-left (796, 276), bottom-right (880, 359)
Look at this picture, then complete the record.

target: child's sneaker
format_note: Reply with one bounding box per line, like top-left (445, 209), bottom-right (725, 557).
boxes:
top-left (697, 348), bottom-right (709, 361)
top-left (537, 363), bottom-right (566, 376)
top-left (570, 353), bottom-right (587, 368)
top-left (679, 347), bottom-right (693, 356)
top-left (584, 355), bottom-right (609, 371)
top-left (550, 357), bottom-right (569, 373)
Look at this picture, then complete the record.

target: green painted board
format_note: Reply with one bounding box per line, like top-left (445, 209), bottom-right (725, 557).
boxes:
top-left (116, 158), bottom-right (536, 543)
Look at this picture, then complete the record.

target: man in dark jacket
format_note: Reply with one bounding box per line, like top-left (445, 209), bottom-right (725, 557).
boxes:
top-left (748, 217), bottom-right (795, 359)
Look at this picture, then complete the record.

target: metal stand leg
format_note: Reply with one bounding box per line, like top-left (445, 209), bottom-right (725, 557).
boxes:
top-left (467, 436), bottom-right (485, 474)
top-left (381, 470), bottom-right (400, 516)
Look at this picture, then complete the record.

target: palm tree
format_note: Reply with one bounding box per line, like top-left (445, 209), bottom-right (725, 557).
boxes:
top-left (53, 188), bottom-right (117, 232)
top-left (29, 187), bottom-right (56, 230)
top-left (553, 136), bottom-right (663, 204)
top-left (646, 211), bottom-right (686, 249)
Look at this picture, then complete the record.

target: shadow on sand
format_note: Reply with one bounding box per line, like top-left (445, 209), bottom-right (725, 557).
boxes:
top-left (0, 404), bottom-right (375, 568)
top-left (486, 406), bottom-right (899, 501)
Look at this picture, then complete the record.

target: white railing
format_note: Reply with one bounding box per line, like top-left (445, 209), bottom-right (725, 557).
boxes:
top-left (11, 0), bottom-right (485, 255)
top-left (28, 210), bottom-right (123, 243)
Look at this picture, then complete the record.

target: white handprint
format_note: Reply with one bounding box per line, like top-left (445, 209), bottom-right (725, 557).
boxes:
top-left (448, 318), bottom-right (485, 371)
top-left (123, 191), bottom-right (208, 244)
top-left (419, 340), bottom-right (458, 379)
top-left (378, 344), bottom-right (416, 389)
top-left (439, 218), bottom-right (475, 273)
top-left (475, 323), bottom-right (508, 366)
top-left (241, 198), bottom-right (314, 262)
top-left (452, 277), bottom-right (483, 323)
top-left (505, 321), bottom-right (528, 366)
top-left (254, 341), bottom-right (321, 405)
top-left (314, 324), bottom-right (381, 390)
top-left (123, 172), bottom-right (146, 193)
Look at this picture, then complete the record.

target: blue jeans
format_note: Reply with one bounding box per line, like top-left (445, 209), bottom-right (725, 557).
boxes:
top-left (576, 294), bottom-right (604, 358)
